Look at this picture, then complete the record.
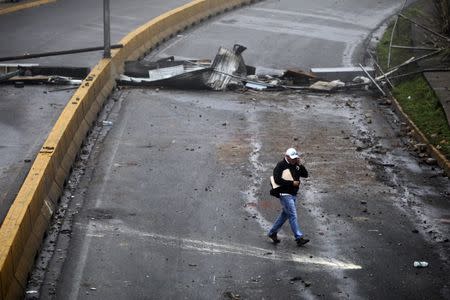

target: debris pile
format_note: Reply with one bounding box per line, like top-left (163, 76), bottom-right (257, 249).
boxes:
top-left (118, 44), bottom-right (249, 90)
top-left (117, 44), bottom-right (376, 93)
top-left (0, 64), bottom-right (88, 86)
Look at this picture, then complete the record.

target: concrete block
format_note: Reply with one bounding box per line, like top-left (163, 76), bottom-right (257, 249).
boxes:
top-left (14, 233), bottom-right (39, 287)
top-left (31, 207), bottom-right (52, 242)
top-left (84, 99), bottom-right (101, 127)
top-left (27, 187), bottom-right (45, 228)
top-left (11, 208), bottom-right (32, 262)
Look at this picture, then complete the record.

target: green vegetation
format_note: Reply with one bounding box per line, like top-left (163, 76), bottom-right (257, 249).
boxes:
top-left (376, 21), bottom-right (412, 70)
top-left (393, 76), bottom-right (450, 157)
top-left (376, 2), bottom-right (450, 159)
top-left (376, 4), bottom-right (425, 70)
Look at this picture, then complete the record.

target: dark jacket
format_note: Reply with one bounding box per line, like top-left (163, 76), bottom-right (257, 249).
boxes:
top-left (273, 159), bottom-right (308, 196)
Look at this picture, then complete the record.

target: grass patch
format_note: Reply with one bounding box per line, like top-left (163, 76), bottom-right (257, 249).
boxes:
top-left (393, 76), bottom-right (450, 157)
top-left (376, 21), bottom-right (412, 70)
top-left (376, 2), bottom-right (450, 159)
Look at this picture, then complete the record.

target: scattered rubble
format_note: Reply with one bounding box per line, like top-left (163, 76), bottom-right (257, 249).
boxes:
top-left (118, 45), bottom-right (248, 90)
top-left (309, 80), bottom-right (345, 91)
top-left (289, 276), bottom-right (312, 287)
top-left (117, 44), bottom-right (377, 93)
top-left (0, 44), bottom-right (393, 94)
top-left (425, 158), bottom-right (437, 165)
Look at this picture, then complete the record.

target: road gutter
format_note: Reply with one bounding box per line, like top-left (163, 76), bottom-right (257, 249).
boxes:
top-left (389, 95), bottom-right (450, 176)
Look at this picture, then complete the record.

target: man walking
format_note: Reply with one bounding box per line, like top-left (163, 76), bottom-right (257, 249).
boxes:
top-left (268, 148), bottom-right (310, 246)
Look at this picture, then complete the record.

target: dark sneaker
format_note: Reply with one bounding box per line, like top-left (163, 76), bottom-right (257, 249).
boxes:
top-left (268, 233), bottom-right (280, 244)
top-left (296, 237), bottom-right (310, 246)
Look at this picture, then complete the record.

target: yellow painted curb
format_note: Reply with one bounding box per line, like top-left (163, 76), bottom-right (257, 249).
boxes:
top-left (389, 96), bottom-right (450, 176)
top-left (0, 0), bottom-right (259, 299)
top-left (0, 0), bottom-right (56, 16)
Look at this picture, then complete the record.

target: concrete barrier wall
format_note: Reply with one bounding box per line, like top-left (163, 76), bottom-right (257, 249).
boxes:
top-left (0, 0), bottom-right (258, 299)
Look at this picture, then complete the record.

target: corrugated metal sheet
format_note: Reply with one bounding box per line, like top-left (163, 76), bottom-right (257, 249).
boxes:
top-left (206, 45), bottom-right (247, 91)
top-left (119, 44), bottom-right (248, 90)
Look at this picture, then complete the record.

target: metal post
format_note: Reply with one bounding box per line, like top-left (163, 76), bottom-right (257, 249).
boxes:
top-left (0, 45), bottom-right (123, 62)
top-left (103, 0), bottom-right (111, 58)
top-left (359, 64), bottom-right (386, 97)
top-left (387, 0), bottom-right (408, 69)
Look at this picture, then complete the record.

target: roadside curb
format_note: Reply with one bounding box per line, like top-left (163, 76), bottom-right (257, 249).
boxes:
top-left (0, 0), bottom-right (56, 16)
top-left (0, 0), bottom-right (260, 299)
top-left (390, 95), bottom-right (450, 176)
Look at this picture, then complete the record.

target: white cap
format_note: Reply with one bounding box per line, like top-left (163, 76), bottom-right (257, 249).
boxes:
top-left (285, 148), bottom-right (300, 159)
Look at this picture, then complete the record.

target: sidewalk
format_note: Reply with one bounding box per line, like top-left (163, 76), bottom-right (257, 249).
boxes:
top-left (424, 71), bottom-right (450, 127)
top-left (0, 0), bottom-right (56, 16)
top-left (411, 1), bottom-right (450, 127)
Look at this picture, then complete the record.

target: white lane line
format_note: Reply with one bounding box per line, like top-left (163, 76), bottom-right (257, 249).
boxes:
top-left (84, 221), bottom-right (362, 270)
top-left (243, 139), bottom-right (273, 231)
top-left (214, 15), bottom-right (366, 66)
top-left (248, 7), bottom-right (371, 30)
top-left (215, 15), bottom-right (366, 42)
top-left (343, 42), bottom-right (358, 66)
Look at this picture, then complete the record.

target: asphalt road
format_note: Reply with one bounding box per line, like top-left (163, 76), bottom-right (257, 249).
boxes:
top-left (28, 0), bottom-right (450, 299)
top-left (0, 0), bottom-right (190, 224)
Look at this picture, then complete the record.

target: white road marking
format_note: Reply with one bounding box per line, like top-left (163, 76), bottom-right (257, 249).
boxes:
top-left (214, 15), bottom-right (366, 66)
top-left (83, 221), bottom-right (362, 270)
top-left (216, 15), bottom-right (366, 42)
top-left (243, 113), bottom-right (274, 233)
top-left (249, 7), bottom-right (371, 29)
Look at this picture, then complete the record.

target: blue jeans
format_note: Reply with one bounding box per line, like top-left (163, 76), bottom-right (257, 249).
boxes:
top-left (268, 194), bottom-right (303, 240)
